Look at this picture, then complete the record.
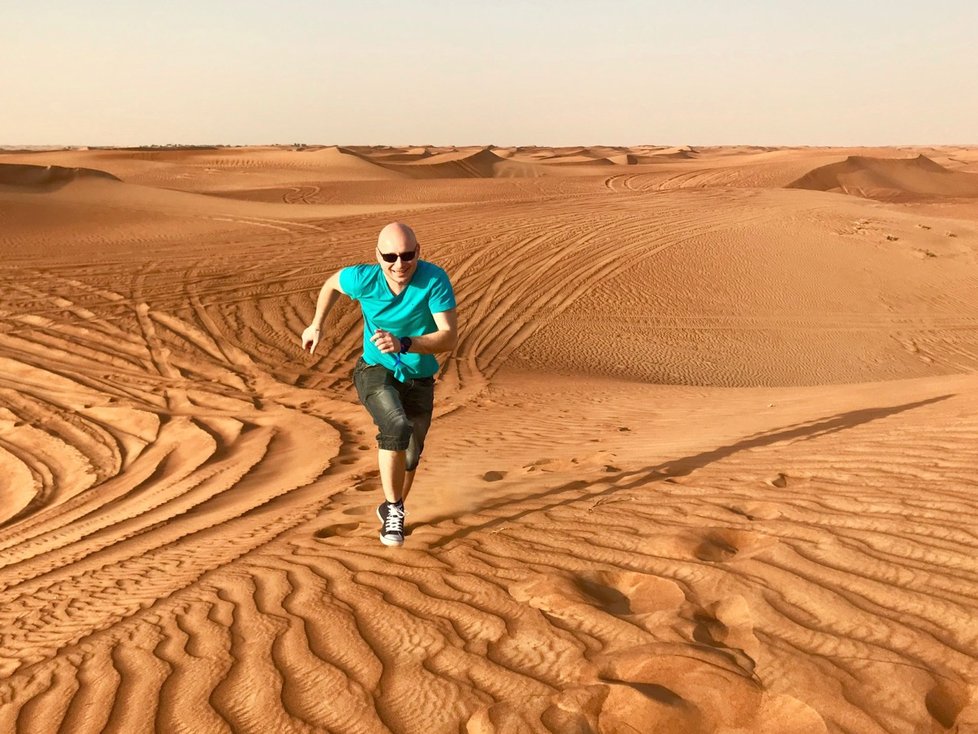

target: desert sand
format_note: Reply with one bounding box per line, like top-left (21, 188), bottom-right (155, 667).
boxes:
top-left (1, 143), bottom-right (977, 733)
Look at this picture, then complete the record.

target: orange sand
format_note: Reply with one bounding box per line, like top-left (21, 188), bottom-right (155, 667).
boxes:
top-left (1, 145), bottom-right (977, 733)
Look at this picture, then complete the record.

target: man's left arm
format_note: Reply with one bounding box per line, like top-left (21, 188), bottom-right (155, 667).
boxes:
top-left (369, 309), bottom-right (458, 355)
top-left (409, 309), bottom-right (458, 354)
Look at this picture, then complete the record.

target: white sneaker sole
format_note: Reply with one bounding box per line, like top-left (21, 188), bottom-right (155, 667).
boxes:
top-left (379, 532), bottom-right (404, 547)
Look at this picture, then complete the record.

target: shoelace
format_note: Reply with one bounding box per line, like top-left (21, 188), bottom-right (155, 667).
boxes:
top-left (384, 505), bottom-right (405, 533)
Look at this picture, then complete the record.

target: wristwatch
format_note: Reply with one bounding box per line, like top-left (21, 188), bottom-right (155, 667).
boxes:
top-left (399, 336), bottom-right (413, 354)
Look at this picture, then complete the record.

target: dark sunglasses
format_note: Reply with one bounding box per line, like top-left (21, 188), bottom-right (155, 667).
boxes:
top-left (377, 248), bottom-right (418, 263)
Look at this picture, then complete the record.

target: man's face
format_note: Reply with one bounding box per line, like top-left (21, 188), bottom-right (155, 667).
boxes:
top-left (376, 241), bottom-right (419, 286)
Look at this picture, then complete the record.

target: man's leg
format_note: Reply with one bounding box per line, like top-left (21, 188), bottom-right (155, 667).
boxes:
top-left (378, 423), bottom-right (423, 502)
top-left (399, 420), bottom-right (428, 502)
top-left (400, 389), bottom-right (433, 503)
top-left (378, 448), bottom-right (407, 503)
top-left (353, 362), bottom-right (413, 545)
top-left (374, 433), bottom-right (410, 547)
top-left (402, 470), bottom-right (417, 502)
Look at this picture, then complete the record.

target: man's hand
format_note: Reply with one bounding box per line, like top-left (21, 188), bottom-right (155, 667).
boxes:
top-left (370, 329), bottom-right (400, 354)
top-left (301, 324), bottom-right (321, 354)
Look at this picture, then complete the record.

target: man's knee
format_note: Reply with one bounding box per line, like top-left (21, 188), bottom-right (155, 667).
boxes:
top-left (405, 441), bottom-right (422, 472)
top-left (404, 415), bottom-right (431, 472)
top-left (377, 412), bottom-right (413, 451)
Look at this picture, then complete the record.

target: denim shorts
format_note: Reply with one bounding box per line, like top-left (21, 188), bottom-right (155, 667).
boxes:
top-left (352, 358), bottom-right (435, 462)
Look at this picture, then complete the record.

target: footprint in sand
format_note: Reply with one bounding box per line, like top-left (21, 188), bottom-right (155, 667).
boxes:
top-left (313, 522), bottom-right (360, 539)
top-left (926, 682), bottom-right (973, 730)
top-left (341, 505), bottom-right (372, 517)
top-left (592, 645), bottom-right (756, 731)
top-left (692, 528), bottom-right (776, 563)
top-left (522, 458), bottom-right (554, 473)
top-left (510, 570), bottom-right (685, 619)
top-left (694, 533), bottom-right (740, 563)
top-left (575, 571), bottom-right (686, 616)
top-left (691, 594), bottom-right (760, 671)
top-left (726, 502), bottom-right (782, 521)
top-left (350, 469), bottom-right (380, 492)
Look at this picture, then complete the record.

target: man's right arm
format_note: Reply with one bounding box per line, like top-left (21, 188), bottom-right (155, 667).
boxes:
top-left (302, 271), bottom-right (348, 354)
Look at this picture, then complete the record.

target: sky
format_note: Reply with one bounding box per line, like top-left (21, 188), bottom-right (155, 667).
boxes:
top-left (2, 0), bottom-right (976, 146)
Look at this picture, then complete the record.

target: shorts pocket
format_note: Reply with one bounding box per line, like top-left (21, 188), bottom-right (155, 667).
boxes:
top-left (354, 362), bottom-right (392, 403)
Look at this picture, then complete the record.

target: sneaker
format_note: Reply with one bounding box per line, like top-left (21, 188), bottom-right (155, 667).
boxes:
top-left (378, 501), bottom-right (405, 547)
top-left (377, 501), bottom-right (408, 523)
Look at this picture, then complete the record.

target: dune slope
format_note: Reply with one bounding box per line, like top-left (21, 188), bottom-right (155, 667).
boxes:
top-left (787, 154), bottom-right (978, 201)
top-left (0, 162), bottom-right (120, 188)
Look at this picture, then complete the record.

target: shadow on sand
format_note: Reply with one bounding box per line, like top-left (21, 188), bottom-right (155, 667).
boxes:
top-left (425, 395), bottom-right (954, 549)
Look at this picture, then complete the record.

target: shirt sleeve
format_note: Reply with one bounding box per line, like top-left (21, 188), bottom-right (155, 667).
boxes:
top-left (429, 267), bottom-right (456, 313)
top-left (338, 266), bottom-right (362, 300)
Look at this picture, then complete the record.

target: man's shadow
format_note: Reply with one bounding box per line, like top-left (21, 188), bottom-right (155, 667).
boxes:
top-left (425, 395), bottom-right (953, 549)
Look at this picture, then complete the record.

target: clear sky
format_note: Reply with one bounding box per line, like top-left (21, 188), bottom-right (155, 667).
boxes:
top-left (2, 0), bottom-right (976, 146)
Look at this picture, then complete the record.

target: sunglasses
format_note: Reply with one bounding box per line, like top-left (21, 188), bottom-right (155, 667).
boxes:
top-left (377, 248), bottom-right (418, 263)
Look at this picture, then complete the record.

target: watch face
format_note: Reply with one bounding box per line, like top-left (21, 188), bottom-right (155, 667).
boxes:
top-left (400, 336), bottom-right (412, 353)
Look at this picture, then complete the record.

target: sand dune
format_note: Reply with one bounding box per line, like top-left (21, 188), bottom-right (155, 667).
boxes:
top-left (0, 145), bottom-right (407, 192)
top-left (607, 150), bottom-right (696, 165)
top-left (359, 150), bottom-right (434, 162)
top-left (378, 147), bottom-right (553, 178)
top-left (650, 145), bottom-right (698, 159)
top-left (0, 169), bottom-right (439, 262)
top-left (0, 145), bottom-right (866, 193)
top-left (531, 154), bottom-right (616, 166)
top-left (293, 146), bottom-right (410, 180)
top-left (1, 145), bottom-right (978, 733)
top-left (0, 162), bottom-right (120, 188)
top-left (787, 154), bottom-right (978, 201)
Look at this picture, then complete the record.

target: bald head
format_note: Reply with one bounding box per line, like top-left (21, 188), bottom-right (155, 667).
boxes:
top-left (375, 222), bottom-right (421, 287)
top-left (377, 222), bottom-right (418, 250)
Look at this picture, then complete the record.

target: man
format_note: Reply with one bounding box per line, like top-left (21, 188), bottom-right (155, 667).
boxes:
top-left (301, 222), bottom-right (457, 547)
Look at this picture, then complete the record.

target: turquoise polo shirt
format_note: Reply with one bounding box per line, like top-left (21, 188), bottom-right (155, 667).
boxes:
top-left (339, 260), bottom-right (456, 380)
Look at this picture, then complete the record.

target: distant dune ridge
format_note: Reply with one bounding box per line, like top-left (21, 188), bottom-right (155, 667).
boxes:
top-left (301, 145), bottom-right (409, 180)
top-left (1, 143), bottom-right (978, 733)
top-left (377, 146), bottom-right (556, 178)
top-left (0, 162), bottom-right (120, 188)
top-left (786, 154), bottom-right (978, 200)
